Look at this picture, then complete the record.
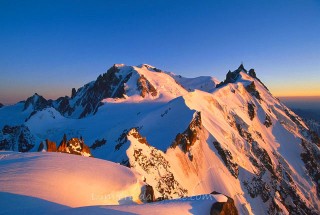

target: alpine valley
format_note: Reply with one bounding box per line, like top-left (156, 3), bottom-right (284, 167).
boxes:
top-left (0, 64), bottom-right (319, 215)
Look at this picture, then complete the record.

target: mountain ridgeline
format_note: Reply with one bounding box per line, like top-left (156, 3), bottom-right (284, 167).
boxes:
top-left (0, 64), bottom-right (319, 214)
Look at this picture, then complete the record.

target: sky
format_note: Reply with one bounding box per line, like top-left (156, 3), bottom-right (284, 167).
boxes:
top-left (0, 0), bottom-right (320, 104)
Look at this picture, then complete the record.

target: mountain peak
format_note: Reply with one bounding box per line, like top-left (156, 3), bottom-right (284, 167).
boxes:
top-left (216, 65), bottom-right (265, 89)
top-left (137, 64), bottom-right (163, 73)
top-left (216, 66), bottom-right (246, 88)
top-left (236, 63), bottom-right (247, 73)
top-left (113, 63), bottom-right (126, 68)
top-left (238, 63), bottom-right (245, 70)
top-left (23, 93), bottom-right (51, 111)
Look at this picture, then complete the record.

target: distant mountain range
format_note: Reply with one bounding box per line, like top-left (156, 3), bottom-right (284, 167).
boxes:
top-left (280, 98), bottom-right (320, 137)
top-left (0, 64), bottom-right (319, 214)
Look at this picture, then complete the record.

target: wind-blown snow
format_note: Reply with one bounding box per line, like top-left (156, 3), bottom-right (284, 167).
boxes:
top-left (58, 194), bottom-right (224, 215)
top-left (0, 151), bottom-right (145, 207)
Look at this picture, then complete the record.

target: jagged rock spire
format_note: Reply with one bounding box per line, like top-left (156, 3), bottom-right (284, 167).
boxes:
top-left (71, 88), bottom-right (76, 99)
top-left (248, 68), bottom-right (257, 78)
top-left (238, 63), bottom-right (245, 70)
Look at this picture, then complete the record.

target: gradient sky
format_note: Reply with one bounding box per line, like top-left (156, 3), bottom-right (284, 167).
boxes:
top-left (1, 0), bottom-right (320, 104)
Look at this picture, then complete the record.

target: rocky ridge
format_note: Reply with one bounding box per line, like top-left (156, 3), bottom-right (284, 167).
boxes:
top-left (37, 134), bottom-right (91, 157)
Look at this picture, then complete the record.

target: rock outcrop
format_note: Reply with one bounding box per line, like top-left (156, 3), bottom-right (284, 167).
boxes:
top-left (124, 128), bottom-right (188, 200)
top-left (90, 138), bottom-right (107, 149)
top-left (0, 125), bottom-right (34, 152)
top-left (216, 64), bottom-right (246, 88)
top-left (137, 75), bottom-right (157, 97)
top-left (245, 81), bottom-right (262, 100)
top-left (56, 135), bottom-right (92, 157)
top-left (213, 141), bottom-right (239, 178)
top-left (171, 112), bottom-right (202, 153)
top-left (210, 192), bottom-right (238, 215)
top-left (37, 139), bottom-right (57, 152)
top-left (139, 184), bottom-right (155, 203)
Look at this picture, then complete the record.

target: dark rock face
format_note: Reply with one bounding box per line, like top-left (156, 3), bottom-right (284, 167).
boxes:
top-left (237, 63), bottom-right (247, 72)
top-left (216, 64), bottom-right (247, 88)
top-left (264, 114), bottom-right (272, 128)
top-left (309, 130), bottom-right (320, 147)
top-left (152, 67), bottom-right (163, 73)
top-left (226, 70), bottom-right (239, 84)
top-left (0, 125), bottom-right (34, 152)
top-left (245, 82), bottom-right (262, 101)
top-left (140, 184), bottom-right (155, 203)
top-left (248, 68), bottom-right (257, 78)
top-left (18, 132), bottom-right (34, 152)
top-left (137, 75), bottom-right (157, 98)
top-left (0, 103), bottom-right (3, 108)
top-left (37, 142), bottom-right (44, 151)
top-left (248, 68), bottom-right (269, 91)
top-left (71, 88), bottom-right (76, 99)
top-left (76, 65), bottom-right (131, 118)
top-left (115, 128), bottom-right (137, 151)
top-left (301, 139), bottom-right (320, 197)
top-left (243, 176), bottom-right (271, 202)
top-left (297, 114), bottom-right (320, 139)
top-left (284, 108), bottom-right (304, 128)
top-left (251, 142), bottom-right (275, 175)
top-left (213, 141), bottom-right (239, 178)
top-left (23, 93), bottom-right (51, 111)
top-left (210, 192), bottom-right (238, 215)
top-left (54, 64), bottom-right (133, 118)
top-left (171, 112), bottom-right (202, 153)
top-left (90, 138), bottom-right (106, 149)
top-left (46, 139), bottom-right (57, 152)
top-left (247, 103), bottom-right (255, 121)
top-left (55, 96), bottom-right (74, 116)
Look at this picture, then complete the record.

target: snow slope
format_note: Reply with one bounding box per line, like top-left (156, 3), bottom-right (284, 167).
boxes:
top-left (58, 194), bottom-right (227, 215)
top-left (167, 72), bottom-right (219, 93)
top-left (0, 151), bottom-right (146, 207)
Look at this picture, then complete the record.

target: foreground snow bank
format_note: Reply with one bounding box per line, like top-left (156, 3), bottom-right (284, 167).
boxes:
top-left (0, 151), bottom-right (146, 207)
top-left (59, 194), bottom-right (230, 215)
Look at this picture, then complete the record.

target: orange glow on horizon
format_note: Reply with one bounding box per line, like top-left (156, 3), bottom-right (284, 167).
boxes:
top-left (270, 86), bottom-right (320, 98)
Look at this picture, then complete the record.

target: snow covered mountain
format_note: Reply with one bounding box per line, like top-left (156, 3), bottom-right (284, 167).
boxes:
top-left (0, 64), bottom-right (319, 214)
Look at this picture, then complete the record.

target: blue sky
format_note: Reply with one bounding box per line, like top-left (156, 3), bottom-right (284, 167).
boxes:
top-left (1, 0), bottom-right (320, 104)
